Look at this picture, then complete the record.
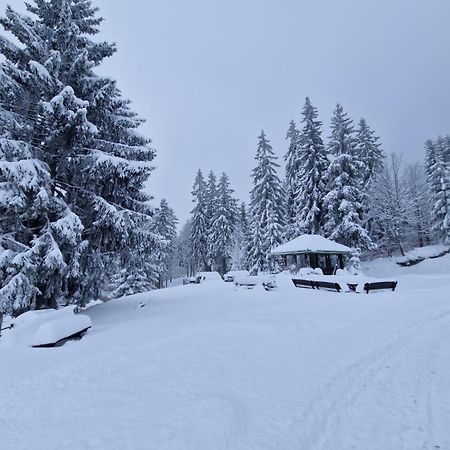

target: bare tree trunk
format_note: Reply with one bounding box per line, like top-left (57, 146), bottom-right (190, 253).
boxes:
top-left (396, 235), bottom-right (406, 256)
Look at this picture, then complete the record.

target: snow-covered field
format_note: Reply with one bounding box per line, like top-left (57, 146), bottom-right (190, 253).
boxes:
top-left (2, 257), bottom-right (450, 450)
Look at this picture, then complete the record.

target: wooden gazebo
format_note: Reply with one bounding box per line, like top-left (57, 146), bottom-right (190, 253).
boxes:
top-left (271, 234), bottom-right (351, 275)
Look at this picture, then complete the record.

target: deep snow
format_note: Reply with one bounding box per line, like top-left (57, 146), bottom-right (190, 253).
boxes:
top-left (1, 257), bottom-right (450, 450)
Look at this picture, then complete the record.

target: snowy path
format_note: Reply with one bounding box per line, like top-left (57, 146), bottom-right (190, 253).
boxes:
top-left (2, 263), bottom-right (450, 449)
top-left (286, 305), bottom-right (450, 450)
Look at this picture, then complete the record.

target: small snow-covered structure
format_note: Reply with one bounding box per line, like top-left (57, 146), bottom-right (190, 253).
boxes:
top-left (223, 270), bottom-right (249, 282)
top-left (183, 271), bottom-right (224, 284)
top-left (2, 306), bottom-right (91, 348)
top-left (271, 234), bottom-right (351, 275)
top-left (196, 271), bottom-right (223, 282)
top-left (32, 314), bottom-right (92, 348)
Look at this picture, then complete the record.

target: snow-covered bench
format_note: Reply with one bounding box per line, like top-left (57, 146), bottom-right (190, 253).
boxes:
top-left (292, 279), bottom-right (316, 289)
top-left (363, 281), bottom-right (397, 294)
top-left (292, 278), bottom-right (341, 292)
top-left (315, 280), bottom-right (341, 293)
top-left (235, 276), bottom-right (259, 289)
top-left (32, 314), bottom-right (92, 348)
top-left (235, 275), bottom-right (276, 290)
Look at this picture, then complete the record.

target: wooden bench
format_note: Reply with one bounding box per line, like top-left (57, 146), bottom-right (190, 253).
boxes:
top-left (292, 279), bottom-right (316, 289)
top-left (292, 279), bottom-right (341, 292)
top-left (363, 281), bottom-right (397, 294)
top-left (314, 280), bottom-right (341, 293)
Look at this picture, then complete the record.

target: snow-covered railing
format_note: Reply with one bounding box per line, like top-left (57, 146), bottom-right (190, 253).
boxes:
top-left (396, 245), bottom-right (450, 267)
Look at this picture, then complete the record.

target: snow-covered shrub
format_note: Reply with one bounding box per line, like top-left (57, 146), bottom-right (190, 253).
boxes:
top-left (299, 267), bottom-right (315, 277)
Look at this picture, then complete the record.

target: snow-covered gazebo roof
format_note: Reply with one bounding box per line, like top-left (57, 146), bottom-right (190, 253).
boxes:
top-left (271, 234), bottom-right (351, 256)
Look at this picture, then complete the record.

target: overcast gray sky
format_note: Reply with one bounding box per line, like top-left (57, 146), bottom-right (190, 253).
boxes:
top-left (8, 0), bottom-right (450, 225)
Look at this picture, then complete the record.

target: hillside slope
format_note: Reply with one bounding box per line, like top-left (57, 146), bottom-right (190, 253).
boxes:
top-left (2, 260), bottom-right (450, 450)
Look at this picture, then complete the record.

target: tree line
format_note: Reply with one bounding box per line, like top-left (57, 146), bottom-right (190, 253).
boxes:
top-left (180, 98), bottom-right (443, 275)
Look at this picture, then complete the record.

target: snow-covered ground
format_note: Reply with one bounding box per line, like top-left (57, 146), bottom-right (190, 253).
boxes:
top-left (2, 257), bottom-right (450, 450)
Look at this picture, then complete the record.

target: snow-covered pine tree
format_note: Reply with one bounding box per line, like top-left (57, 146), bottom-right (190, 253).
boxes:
top-left (248, 131), bottom-right (285, 273)
top-left (0, 10), bottom-right (89, 314)
top-left (0, 1), bottom-right (162, 308)
top-left (295, 97), bottom-right (328, 235)
top-left (205, 170), bottom-right (218, 270)
top-left (323, 104), bottom-right (373, 257)
top-left (153, 199), bottom-right (178, 288)
top-left (210, 172), bottom-right (237, 274)
top-left (327, 103), bottom-right (356, 157)
top-left (355, 118), bottom-right (384, 189)
top-left (231, 202), bottom-right (250, 270)
top-left (0, 126), bottom-right (85, 315)
top-left (284, 120), bottom-right (301, 239)
top-left (425, 137), bottom-right (450, 242)
top-left (190, 170), bottom-right (208, 272)
top-left (176, 221), bottom-right (195, 276)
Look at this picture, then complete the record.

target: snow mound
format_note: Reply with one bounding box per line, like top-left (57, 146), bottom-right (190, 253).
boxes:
top-left (14, 305), bottom-right (77, 327)
top-left (298, 267), bottom-right (325, 276)
top-left (32, 314), bottom-right (92, 347)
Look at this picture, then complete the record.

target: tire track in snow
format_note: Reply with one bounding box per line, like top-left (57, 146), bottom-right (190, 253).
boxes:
top-left (283, 307), bottom-right (450, 450)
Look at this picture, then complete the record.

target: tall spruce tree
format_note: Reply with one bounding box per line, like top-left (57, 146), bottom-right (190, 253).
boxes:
top-left (323, 105), bottom-right (373, 254)
top-left (284, 120), bottom-right (301, 239)
top-left (0, 4), bottom-right (93, 313)
top-left (205, 170), bottom-right (218, 270)
top-left (190, 170), bottom-right (208, 271)
top-left (295, 97), bottom-right (328, 235)
top-left (153, 199), bottom-right (178, 288)
top-left (231, 202), bottom-right (250, 270)
top-left (210, 172), bottom-right (237, 274)
top-left (176, 221), bottom-right (194, 277)
top-left (0, 0), bottom-right (162, 311)
top-left (425, 137), bottom-right (450, 242)
top-left (355, 118), bottom-right (384, 188)
top-left (327, 103), bottom-right (356, 156)
top-left (248, 131), bottom-right (285, 273)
